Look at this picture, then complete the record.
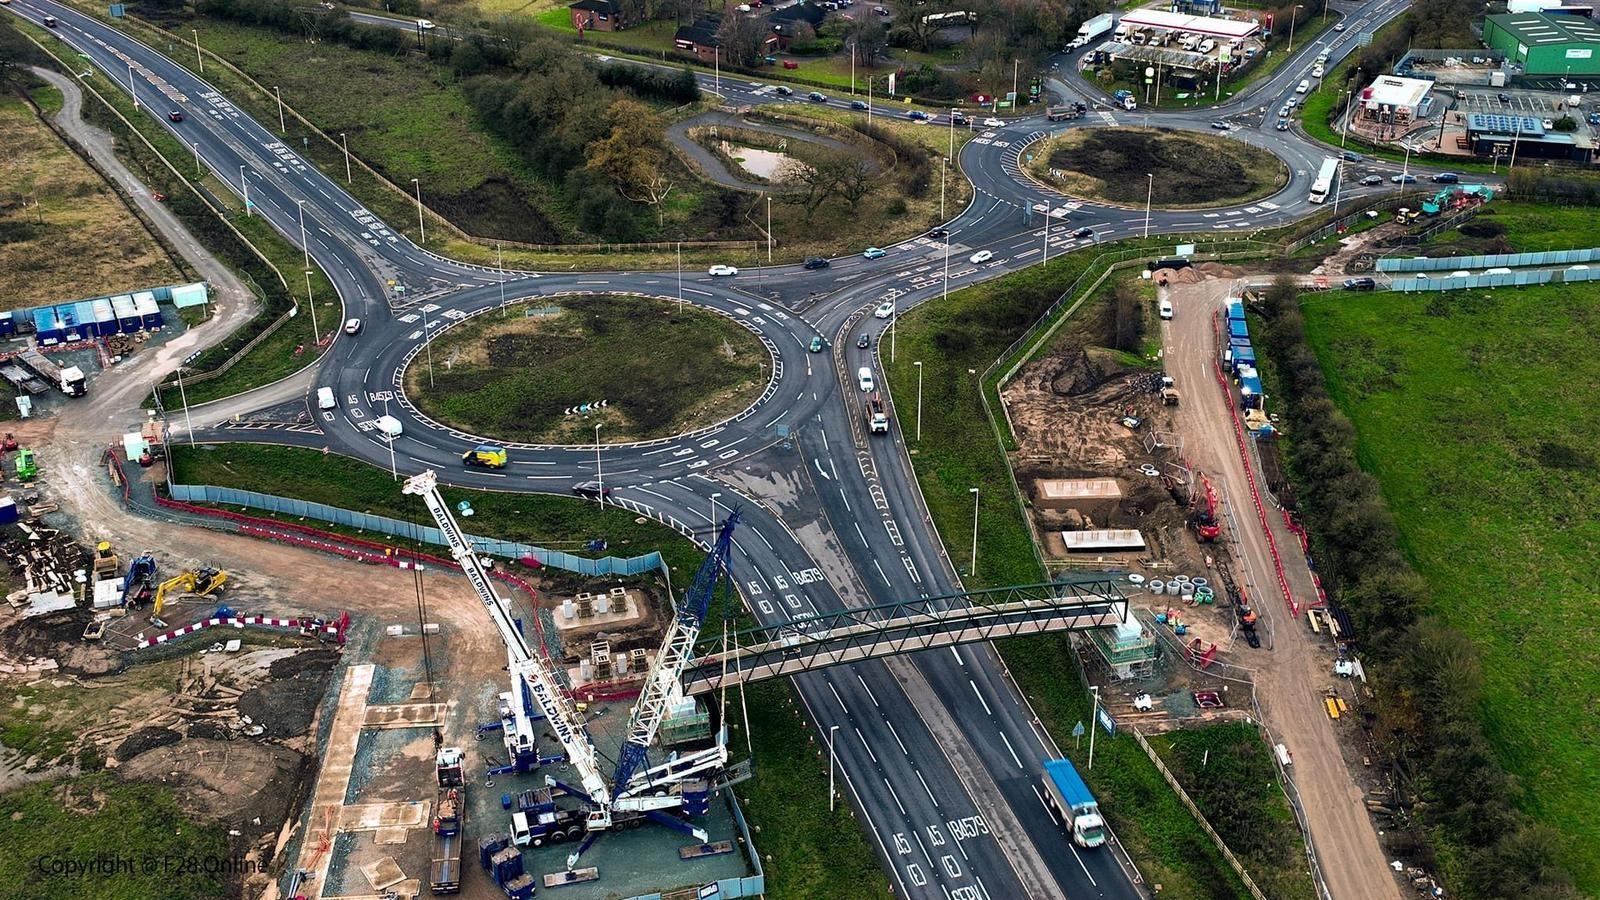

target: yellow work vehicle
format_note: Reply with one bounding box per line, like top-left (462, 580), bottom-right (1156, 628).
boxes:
top-left (153, 567), bottom-right (228, 616)
top-left (461, 445), bottom-right (508, 469)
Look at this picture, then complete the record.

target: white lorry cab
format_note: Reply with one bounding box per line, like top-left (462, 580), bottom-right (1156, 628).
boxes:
top-left (376, 415), bottom-right (404, 439)
top-left (316, 387), bottom-right (336, 410)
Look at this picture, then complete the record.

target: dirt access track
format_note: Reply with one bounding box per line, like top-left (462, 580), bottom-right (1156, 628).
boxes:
top-left (1159, 276), bottom-right (1403, 900)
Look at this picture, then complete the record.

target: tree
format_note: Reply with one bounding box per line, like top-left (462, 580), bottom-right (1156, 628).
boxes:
top-left (716, 11), bottom-right (768, 68)
top-left (585, 99), bottom-right (675, 223)
top-left (850, 19), bottom-right (890, 68)
top-left (833, 155), bottom-right (877, 211)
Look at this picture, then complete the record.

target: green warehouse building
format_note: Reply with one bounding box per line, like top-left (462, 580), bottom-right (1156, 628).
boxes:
top-left (1483, 13), bottom-right (1600, 77)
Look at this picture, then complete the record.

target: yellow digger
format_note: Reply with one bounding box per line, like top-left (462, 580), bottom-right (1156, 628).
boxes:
top-left (153, 567), bottom-right (228, 616)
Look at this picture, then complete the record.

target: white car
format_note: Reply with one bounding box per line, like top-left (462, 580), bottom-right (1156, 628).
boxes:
top-left (344, 317), bottom-right (362, 335)
top-left (416, 18), bottom-right (435, 29)
top-left (874, 301), bottom-right (895, 319)
top-left (708, 264), bottom-right (739, 276)
top-left (857, 366), bottom-right (875, 392)
top-left (1159, 298), bottom-right (1174, 320)
top-left (1334, 21), bottom-right (1345, 30)
top-left (970, 250), bottom-right (994, 264)
top-left (983, 117), bottom-right (1005, 128)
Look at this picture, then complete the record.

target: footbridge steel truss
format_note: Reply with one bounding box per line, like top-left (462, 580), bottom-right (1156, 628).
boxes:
top-left (681, 576), bottom-right (1129, 695)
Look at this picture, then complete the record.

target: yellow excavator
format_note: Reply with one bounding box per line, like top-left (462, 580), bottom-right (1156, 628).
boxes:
top-left (153, 567), bottom-right (228, 616)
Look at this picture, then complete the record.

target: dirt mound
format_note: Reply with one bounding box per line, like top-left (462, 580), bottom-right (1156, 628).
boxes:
top-left (268, 647), bottom-right (341, 679)
top-left (238, 651), bottom-right (336, 739)
top-left (114, 726), bottom-right (183, 761)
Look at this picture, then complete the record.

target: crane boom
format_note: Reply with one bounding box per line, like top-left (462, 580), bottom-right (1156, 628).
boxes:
top-left (612, 510), bottom-right (739, 797)
top-left (402, 471), bottom-right (609, 805)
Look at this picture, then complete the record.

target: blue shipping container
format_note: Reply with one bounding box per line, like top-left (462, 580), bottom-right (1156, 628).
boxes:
top-left (1228, 318), bottom-right (1249, 339)
top-left (111, 295), bottom-right (140, 333)
top-left (32, 308), bottom-right (62, 344)
top-left (74, 301), bottom-right (100, 338)
top-left (1226, 299), bottom-right (1245, 322)
top-left (92, 299), bottom-right (116, 336)
top-left (55, 304), bottom-right (83, 342)
top-left (0, 312), bottom-right (14, 337)
top-left (133, 291), bottom-right (163, 330)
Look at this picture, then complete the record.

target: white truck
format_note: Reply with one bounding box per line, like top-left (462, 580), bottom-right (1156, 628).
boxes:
top-left (1072, 13), bottom-right (1115, 47)
top-left (18, 348), bottom-right (86, 397)
top-left (1043, 758), bottom-right (1107, 848)
top-left (864, 392), bottom-right (889, 434)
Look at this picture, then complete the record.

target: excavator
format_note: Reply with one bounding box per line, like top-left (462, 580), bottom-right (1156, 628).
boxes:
top-left (153, 567), bottom-right (228, 616)
top-left (1190, 473), bottom-right (1221, 542)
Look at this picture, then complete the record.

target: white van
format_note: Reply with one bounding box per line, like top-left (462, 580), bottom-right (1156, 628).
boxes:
top-left (1296, 79), bottom-right (1311, 94)
top-left (857, 367), bottom-right (875, 392)
top-left (1159, 298), bottom-right (1174, 320)
top-left (1484, 267), bottom-right (1512, 275)
top-left (375, 415), bottom-right (403, 439)
top-left (316, 386), bottom-right (336, 410)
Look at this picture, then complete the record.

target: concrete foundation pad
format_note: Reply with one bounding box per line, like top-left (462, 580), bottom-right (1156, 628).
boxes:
top-left (339, 800), bottom-right (428, 830)
top-left (363, 703), bottom-right (446, 729)
top-left (358, 856), bottom-right (406, 891)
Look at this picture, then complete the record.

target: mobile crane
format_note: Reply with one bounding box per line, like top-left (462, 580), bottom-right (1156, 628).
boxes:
top-left (402, 470), bottom-right (733, 868)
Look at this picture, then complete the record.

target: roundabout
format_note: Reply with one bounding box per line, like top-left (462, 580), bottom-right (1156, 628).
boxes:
top-left (1024, 126), bottom-right (1290, 209)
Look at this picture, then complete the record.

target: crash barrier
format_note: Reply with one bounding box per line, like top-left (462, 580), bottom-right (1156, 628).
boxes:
top-left (136, 611), bottom-right (349, 650)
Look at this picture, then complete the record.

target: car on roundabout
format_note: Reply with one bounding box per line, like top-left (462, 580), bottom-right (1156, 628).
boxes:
top-left (462, 445), bottom-right (508, 469)
top-left (1361, 174), bottom-right (1383, 185)
top-left (708, 264), bottom-right (739, 276)
top-left (803, 256), bottom-right (830, 269)
top-left (928, 227), bottom-right (949, 238)
top-left (168, 110), bottom-right (185, 123)
top-left (1072, 226), bottom-right (1095, 239)
top-left (983, 117), bottom-right (1005, 128)
top-left (1276, 118), bottom-right (1289, 130)
top-left (1391, 174), bottom-right (1417, 184)
top-left (1210, 120), bottom-right (1230, 130)
top-left (808, 91), bottom-right (828, 102)
top-left (573, 481), bottom-right (611, 498)
top-left (857, 332), bottom-right (871, 348)
top-left (862, 247), bottom-right (887, 259)
top-left (970, 249), bottom-right (994, 264)
top-left (809, 336), bottom-right (826, 353)
top-left (874, 301), bottom-right (895, 319)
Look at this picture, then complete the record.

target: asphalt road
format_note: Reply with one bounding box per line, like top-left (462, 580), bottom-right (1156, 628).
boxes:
top-left (3, 1), bottom-right (1432, 895)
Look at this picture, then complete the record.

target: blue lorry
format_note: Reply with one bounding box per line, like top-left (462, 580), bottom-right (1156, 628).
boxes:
top-left (1042, 758), bottom-right (1107, 848)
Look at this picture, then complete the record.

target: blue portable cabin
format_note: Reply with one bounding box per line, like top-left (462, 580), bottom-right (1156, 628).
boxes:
top-left (92, 298), bottom-right (117, 336)
top-left (74, 301), bottom-right (101, 338)
top-left (133, 291), bottom-right (164, 330)
top-left (1238, 366), bottom-right (1263, 408)
top-left (1226, 298), bottom-right (1245, 322)
top-left (1228, 317), bottom-right (1249, 340)
top-left (1231, 343), bottom-right (1257, 374)
top-left (111, 295), bottom-right (140, 333)
top-left (32, 307), bottom-right (62, 345)
top-left (0, 312), bottom-right (14, 337)
top-left (55, 304), bottom-right (84, 342)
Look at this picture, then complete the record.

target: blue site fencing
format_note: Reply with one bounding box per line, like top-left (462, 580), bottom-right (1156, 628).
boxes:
top-left (167, 482), bottom-right (666, 578)
top-left (1387, 267), bottom-right (1600, 292)
top-left (1378, 246), bottom-right (1600, 273)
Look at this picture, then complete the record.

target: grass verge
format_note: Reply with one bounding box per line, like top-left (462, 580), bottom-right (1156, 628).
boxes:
top-left (1301, 275), bottom-right (1600, 889)
top-left (406, 296), bottom-right (766, 444)
top-left (0, 85), bottom-right (181, 307)
top-left (165, 442), bottom-right (891, 898)
top-left (0, 774), bottom-right (229, 900)
top-left (1026, 127), bottom-right (1288, 209)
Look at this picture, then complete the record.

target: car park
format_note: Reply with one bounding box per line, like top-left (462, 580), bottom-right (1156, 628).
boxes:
top-left (344, 318), bottom-right (363, 335)
top-left (857, 367), bottom-right (875, 391)
top-left (573, 481), bottom-right (611, 498)
top-left (1343, 277), bottom-right (1376, 290)
top-left (708, 264), bottom-right (739, 276)
top-left (851, 100), bottom-right (868, 110)
top-left (862, 247), bottom-right (887, 259)
top-left (803, 256), bottom-right (830, 269)
top-left (167, 110), bottom-right (184, 123)
top-left (809, 336), bottom-right (825, 352)
top-left (808, 91), bottom-right (827, 102)
top-left (1276, 118), bottom-right (1289, 130)
top-left (970, 249), bottom-right (993, 263)
top-left (983, 117), bottom-right (1005, 127)
top-left (1361, 174), bottom-right (1383, 185)
top-left (857, 332), bottom-right (871, 348)
top-left (1158, 299), bottom-right (1174, 320)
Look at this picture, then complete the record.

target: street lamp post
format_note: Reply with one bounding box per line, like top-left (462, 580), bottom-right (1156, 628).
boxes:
top-left (828, 724), bottom-right (840, 812)
top-left (1143, 173), bottom-right (1153, 238)
top-left (274, 85), bottom-right (286, 134)
top-left (192, 29), bottom-right (203, 74)
top-left (498, 242), bottom-right (507, 316)
top-left (1287, 4), bottom-right (1304, 55)
top-left (191, 141), bottom-right (203, 178)
top-left (239, 165), bottom-right (251, 217)
top-left (913, 361), bottom-right (923, 442)
top-left (176, 366), bottom-right (195, 447)
top-left (968, 487), bottom-right (980, 578)
top-left (128, 63), bottom-right (138, 109)
top-left (1088, 685), bottom-right (1101, 770)
top-left (423, 303), bottom-right (434, 386)
top-left (710, 492), bottom-right (722, 527)
top-left (297, 199), bottom-right (310, 271)
top-left (676, 242), bottom-right (684, 309)
top-left (411, 178), bottom-right (426, 243)
top-left (1398, 143), bottom-right (1412, 192)
top-left (942, 236), bottom-right (950, 304)
top-left (939, 157), bottom-right (946, 221)
top-left (1342, 90), bottom-right (1353, 148)
top-left (766, 196), bottom-right (773, 263)
top-left (304, 270), bottom-right (321, 347)
top-left (383, 396), bottom-right (397, 480)
top-left (594, 423), bottom-right (604, 504)
top-left (340, 132), bottom-right (352, 184)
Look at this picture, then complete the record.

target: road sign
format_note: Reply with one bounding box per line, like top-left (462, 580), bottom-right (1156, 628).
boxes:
top-left (1096, 706), bottom-right (1116, 737)
top-left (109, 3), bottom-right (125, 16)
top-left (1072, 720), bottom-right (1086, 748)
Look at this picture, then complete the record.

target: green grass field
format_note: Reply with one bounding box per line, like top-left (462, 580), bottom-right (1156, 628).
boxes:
top-left (1029, 127), bottom-right (1288, 209)
top-left (165, 442), bottom-right (891, 897)
top-left (1301, 276), bottom-right (1600, 890)
top-left (407, 296), bottom-right (766, 444)
top-left (0, 775), bottom-right (228, 900)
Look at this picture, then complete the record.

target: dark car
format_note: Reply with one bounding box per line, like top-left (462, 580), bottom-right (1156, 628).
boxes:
top-left (1432, 172), bottom-right (1460, 184)
top-left (1341, 150), bottom-right (1365, 162)
top-left (1391, 173), bottom-right (1418, 184)
top-left (850, 99), bottom-right (868, 110)
top-left (857, 332), bottom-right (870, 349)
top-left (775, 86), bottom-right (794, 96)
top-left (573, 481), bottom-right (612, 498)
top-left (167, 110), bottom-right (184, 123)
top-left (808, 336), bottom-right (826, 353)
top-left (803, 256), bottom-right (830, 269)
top-left (907, 110), bottom-right (931, 121)
top-left (1343, 277), bottom-right (1376, 290)
top-left (1360, 174), bottom-right (1383, 185)
top-left (1497, 92), bottom-right (1511, 103)
top-left (950, 112), bottom-right (969, 126)
top-left (1073, 226), bottom-right (1095, 239)
top-left (43, 14), bottom-right (58, 26)
top-left (928, 227), bottom-right (949, 238)
top-left (807, 91), bottom-right (827, 102)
